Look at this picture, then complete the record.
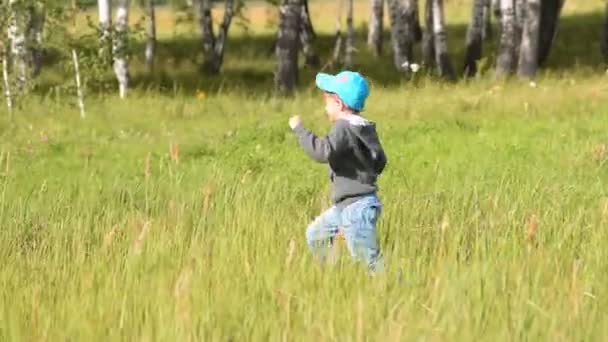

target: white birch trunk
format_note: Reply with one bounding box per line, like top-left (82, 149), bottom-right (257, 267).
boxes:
top-left (300, 0), bottom-right (319, 66)
top-left (275, 0), bottom-right (302, 95)
top-left (98, 0), bottom-right (112, 60)
top-left (464, 0), bottom-right (486, 77)
top-left (367, 0), bottom-right (384, 57)
top-left (145, 0), bottom-right (156, 73)
top-left (432, 0), bottom-right (455, 79)
top-left (517, 0), bottom-right (540, 77)
top-left (113, 0), bottom-right (130, 99)
top-left (3, 56), bottom-right (12, 114)
top-left (72, 50), bottom-right (85, 118)
top-left (344, 0), bottom-right (354, 67)
top-left (496, 0), bottom-right (516, 77)
top-left (27, 4), bottom-right (45, 77)
top-left (8, 0), bottom-right (27, 92)
top-left (603, 1), bottom-right (608, 61)
top-left (332, 0), bottom-right (345, 64)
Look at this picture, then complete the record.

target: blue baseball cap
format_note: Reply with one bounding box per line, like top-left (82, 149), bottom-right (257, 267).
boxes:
top-left (316, 71), bottom-right (370, 112)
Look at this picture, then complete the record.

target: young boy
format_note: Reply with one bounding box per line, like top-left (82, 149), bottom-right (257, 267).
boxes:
top-left (288, 71), bottom-right (387, 273)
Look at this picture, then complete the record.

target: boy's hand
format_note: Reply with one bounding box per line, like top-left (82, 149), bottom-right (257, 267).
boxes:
top-left (288, 116), bottom-right (302, 130)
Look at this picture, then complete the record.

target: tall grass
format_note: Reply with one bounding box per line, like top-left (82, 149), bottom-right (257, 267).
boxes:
top-left (1, 0), bottom-right (608, 340)
top-left (1, 74), bottom-right (608, 340)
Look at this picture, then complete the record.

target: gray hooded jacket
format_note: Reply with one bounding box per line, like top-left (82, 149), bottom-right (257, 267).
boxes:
top-left (293, 115), bottom-right (387, 207)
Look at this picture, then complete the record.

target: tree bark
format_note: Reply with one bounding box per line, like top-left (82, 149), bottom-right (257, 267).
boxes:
top-left (113, 0), bottom-right (130, 99)
top-left (432, 0), bottom-right (455, 80)
top-left (145, 0), bottom-right (156, 73)
top-left (98, 0), bottom-right (112, 62)
top-left (387, 0), bottom-right (417, 71)
top-left (421, 0), bottom-right (435, 67)
top-left (463, 0), bottom-right (486, 77)
top-left (27, 4), bottom-right (45, 78)
top-left (495, 0), bottom-right (516, 77)
top-left (517, 0), bottom-right (540, 77)
top-left (367, 0), bottom-right (384, 57)
top-left (537, 0), bottom-right (564, 66)
top-left (8, 0), bottom-right (27, 92)
top-left (514, 0), bottom-right (525, 57)
top-left (275, 0), bottom-right (301, 95)
top-left (210, 0), bottom-right (235, 73)
top-left (602, 2), bottom-right (608, 61)
top-left (345, 0), bottom-right (355, 67)
top-left (482, 0), bottom-right (492, 40)
top-left (198, 0), bottom-right (215, 70)
top-left (332, 0), bottom-right (345, 65)
top-left (300, 0), bottom-right (319, 66)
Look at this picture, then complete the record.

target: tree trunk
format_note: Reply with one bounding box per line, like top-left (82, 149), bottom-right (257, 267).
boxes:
top-left (387, 0), bottom-right (417, 72)
top-left (8, 0), bottom-right (27, 92)
top-left (463, 0), bottom-right (486, 77)
top-left (482, 0), bottom-right (492, 40)
top-left (275, 0), bottom-right (301, 95)
top-left (432, 0), bottom-right (455, 80)
top-left (421, 0), bottom-right (435, 67)
top-left (27, 4), bottom-right (45, 78)
top-left (517, 0), bottom-right (540, 77)
top-left (113, 0), bottom-right (130, 99)
top-left (145, 0), bottom-right (156, 73)
top-left (344, 0), bottom-right (355, 67)
top-left (210, 0), bottom-right (235, 73)
top-left (332, 0), bottom-right (345, 65)
top-left (300, 0), bottom-right (319, 66)
top-left (412, 0), bottom-right (423, 43)
top-left (495, 0), bottom-right (516, 77)
top-left (367, 0), bottom-right (384, 57)
top-left (98, 0), bottom-right (112, 62)
top-left (537, 0), bottom-right (564, 66)
top-left (514, 0), bottom-right (525, 57)
top-left (602, 2), bottom-right (608, 61)
top-left (198, 0), bottom-right (216, 71)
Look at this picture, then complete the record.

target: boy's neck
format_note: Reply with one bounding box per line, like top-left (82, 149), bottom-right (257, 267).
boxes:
top-left (333, 110), bottom-right (357, 121)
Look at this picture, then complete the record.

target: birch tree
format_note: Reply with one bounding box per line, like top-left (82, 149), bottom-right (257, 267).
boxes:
top-left (275, 0), bottom-right (301, 95)
top-left (421, 0), bottom-right (435, 67)
top-left (98, 0), bottom-right (112, 62)
top-left (387, 0), bottom-right (418, 72)
top-left (367, 0), bottom-right (384, 57)
top-left (463, 0), bottom-right (486, 77)
top-left (145, 0), bottom-right (156, 73)
top-left (602, 1), bottom-right (608, 61)
top-left (344, 0), bottom-right (354, 67)
top-left (198, 0), bottom-right (236, 74)
top-left (8, 0), bottom-right (28, 92)
top-left (495, 0), bottom-right (516, 77)
top-left (537, 0), bottom-right (564, 66)
top-left (517, 0), bottom-right (541, 78)
top-left (113, 0), bottom-right (129, 99)
top-left (300, 0), bottom-right (319, 66)
top-left (431, 0), bottom-right (455, 80)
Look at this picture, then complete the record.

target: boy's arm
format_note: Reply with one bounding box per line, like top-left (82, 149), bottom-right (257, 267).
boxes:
top-left (292, 122), bottom-right (346, 163)
top-left (374, 149), bottom-right (387, 174)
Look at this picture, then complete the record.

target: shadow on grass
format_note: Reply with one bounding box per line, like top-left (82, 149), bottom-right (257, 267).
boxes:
top-left (36, 10), bottom-right (607, 97)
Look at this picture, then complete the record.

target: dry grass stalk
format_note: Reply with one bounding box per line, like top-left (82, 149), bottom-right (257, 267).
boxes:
top-left (174, 265), bottom-right (193, 324)
top-left (285, 238), bottom-right (296, 268)
top-left (132, 220), bottom-right (151, 255)
top-left (169, 142), bottom-right (180, 164)
top-left (525, 214), bottom-right (538, 243)
top-left (103, 225), bottom-right (119, 249)
top-left (144, 152), bottom-right (151, 181)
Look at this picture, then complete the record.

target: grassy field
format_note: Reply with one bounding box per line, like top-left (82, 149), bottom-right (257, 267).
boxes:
top-left (1, 0), bottom-right (608, 341)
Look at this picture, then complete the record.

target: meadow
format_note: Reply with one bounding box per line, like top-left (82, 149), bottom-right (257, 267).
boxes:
top-left (1, 0), bottom-right (608, 340)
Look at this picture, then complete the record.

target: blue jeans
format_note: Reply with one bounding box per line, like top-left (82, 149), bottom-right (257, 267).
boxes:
top-left (306, 195), bottom-right (383, 272)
